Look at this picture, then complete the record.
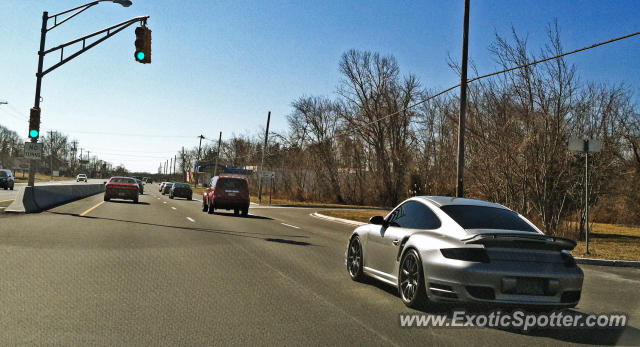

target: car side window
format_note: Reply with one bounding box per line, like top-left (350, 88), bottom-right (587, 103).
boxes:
top-left (387, 201), bottom-right (441, 229)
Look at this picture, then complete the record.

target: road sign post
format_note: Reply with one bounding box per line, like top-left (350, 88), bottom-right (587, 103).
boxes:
top-left (569, 137), bottom-right (602, 255)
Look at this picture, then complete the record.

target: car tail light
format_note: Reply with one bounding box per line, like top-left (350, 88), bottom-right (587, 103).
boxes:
top-left (440, 248), bottom-right (490, 263)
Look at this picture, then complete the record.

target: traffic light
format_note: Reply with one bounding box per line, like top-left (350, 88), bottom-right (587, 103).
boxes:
top-left (28, 107), bottom-right (41, 140)
top-left (134, 26), bottom-right (151, 64)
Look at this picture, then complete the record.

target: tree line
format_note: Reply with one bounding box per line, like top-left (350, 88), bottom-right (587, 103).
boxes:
top-left (184, 26), bottom-right (639, 236)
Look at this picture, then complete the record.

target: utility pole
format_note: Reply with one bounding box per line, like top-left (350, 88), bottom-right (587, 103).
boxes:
top-left (195, 134), bottom-right (204, 187)
top-left (181, 146), bottom-right (185, 181)
top-left (71, 140), bottom-right (78, 175)
top-left (258, 111), bottom-right (271, 203)
top-left (456, 0), bottom-right (470, 198)
top-left (213, 131), bottom-right (222, 177)
top-left (173, 155), bottom-right (176, 178)
top-left (49, 130), bottom-right (54, 180)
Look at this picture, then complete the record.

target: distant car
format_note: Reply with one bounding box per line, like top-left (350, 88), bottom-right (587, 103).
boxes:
top-left (345, 196), bottom-right (583, 309)
top-left (159, 182), bottom-right (168, 192)
top-left (170, 182), bottom-right (192, 200)
top-left (202, 176), bottom-right (249, 216)
top-left (0, 169), bottom-right (15, 190)
top-left (76, 174), bottom-right (88, 182)
top-left (147, 178), bottom-right (153, 184)
top-left (104, 177), bottom-right (139, 203)
top-left (162, 182), bottom-right (174, 195)
top-left (134, 178), bottom-right (144, 195)
top-left (133, 176), bottom-right (143, 181)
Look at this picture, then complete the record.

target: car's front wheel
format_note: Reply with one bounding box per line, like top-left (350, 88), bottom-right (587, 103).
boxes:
top-left (398, 249), bottom-right (427, 308)
top-left (347, 236), bottom-right (365, 281)
top-left (207, 200), bottom-right (214, 214)
top-left (202, 198), bottom-right (208, 212)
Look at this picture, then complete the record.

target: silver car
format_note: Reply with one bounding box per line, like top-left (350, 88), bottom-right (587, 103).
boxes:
top-left (345, 196), bottom-right (583, 309)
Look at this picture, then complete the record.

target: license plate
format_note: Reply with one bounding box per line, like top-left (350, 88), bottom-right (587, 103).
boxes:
top-left (515, 278), bottom-right (545, 295)
top-left (118, 192), bottom-right (127, 197)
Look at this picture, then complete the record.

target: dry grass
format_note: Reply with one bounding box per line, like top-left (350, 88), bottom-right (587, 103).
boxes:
top-left (318, 210), bottom-right (640, 261)
top-left (318, 209), bottom-right (390, 223)
top-left (14, 173), bottom-right (76, 183)
top-left (570, 223), bottom-right (640, 261)
top-left (249, 196), bottom-right (382, 209)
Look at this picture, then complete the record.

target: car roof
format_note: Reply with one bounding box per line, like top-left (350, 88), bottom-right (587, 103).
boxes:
top-left (416, 196), bottom-right (509, 210)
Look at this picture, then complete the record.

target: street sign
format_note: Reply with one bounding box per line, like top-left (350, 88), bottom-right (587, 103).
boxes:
top-left (568, 137), bottom-right (602, 153)
top-left (261, 171), bottom-right (275, 179)
top-left (24, 142), bottom-right (43, 159)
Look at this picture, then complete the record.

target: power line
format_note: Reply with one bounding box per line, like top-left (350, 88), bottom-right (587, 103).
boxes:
top-left (343, 29), bottom-right (640, 134)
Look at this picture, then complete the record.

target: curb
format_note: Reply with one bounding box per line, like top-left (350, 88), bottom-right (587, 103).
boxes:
top-left (574, 258), bottom-right (640, 268)
top-left (312, 213), bottom-right (640, 268)
top-left (310, 212), bottom-right (366, 227)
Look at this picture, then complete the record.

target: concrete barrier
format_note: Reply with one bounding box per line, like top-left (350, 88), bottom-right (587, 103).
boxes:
top-left (5, 183), bottom-right (105, 213)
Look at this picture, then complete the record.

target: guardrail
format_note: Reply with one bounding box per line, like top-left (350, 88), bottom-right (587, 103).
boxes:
top-left (5, 183), bottom-right (105, 213)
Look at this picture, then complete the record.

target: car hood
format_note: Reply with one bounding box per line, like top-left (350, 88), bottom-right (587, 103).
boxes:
top-left (461, 229), bottom-right (577, 251)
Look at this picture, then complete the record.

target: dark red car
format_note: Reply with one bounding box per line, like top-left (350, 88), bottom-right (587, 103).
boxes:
top-left (104, 176), bottom-right (139, 203)
top-left (202, 176), bottom-right (249, 216)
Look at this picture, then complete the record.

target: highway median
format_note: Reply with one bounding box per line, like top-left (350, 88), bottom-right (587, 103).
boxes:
top-left (5, 183), bottom-right (105, 213)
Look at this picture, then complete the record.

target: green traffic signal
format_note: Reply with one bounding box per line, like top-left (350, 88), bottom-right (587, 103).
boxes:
top-left (29, 129), bottom-right (39, 138)
top-left (136, 51), bottom-right (145, 61)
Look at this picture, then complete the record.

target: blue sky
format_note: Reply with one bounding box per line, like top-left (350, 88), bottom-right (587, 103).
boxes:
top-left (1, 0), bottom-right (638, 172)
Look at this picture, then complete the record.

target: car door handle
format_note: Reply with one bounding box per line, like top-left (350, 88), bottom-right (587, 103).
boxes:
top-left (392, 239), bottom-right (399, 246)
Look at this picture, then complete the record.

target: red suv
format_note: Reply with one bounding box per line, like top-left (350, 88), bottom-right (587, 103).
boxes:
top-left (202, 176), bottom-right (249, 216)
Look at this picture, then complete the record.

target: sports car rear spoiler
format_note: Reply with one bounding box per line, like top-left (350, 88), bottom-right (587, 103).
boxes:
top-left (461, 233), bottom-right (577, 251)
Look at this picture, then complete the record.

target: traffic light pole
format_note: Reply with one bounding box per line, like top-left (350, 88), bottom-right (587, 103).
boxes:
top-left (27, 11), bottom-right (48, 187)
top-left (27, 2), bottom-right (148, 186)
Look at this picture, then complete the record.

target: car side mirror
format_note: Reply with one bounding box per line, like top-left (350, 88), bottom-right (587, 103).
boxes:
top-left (369, 216), bottom-right (385, 225)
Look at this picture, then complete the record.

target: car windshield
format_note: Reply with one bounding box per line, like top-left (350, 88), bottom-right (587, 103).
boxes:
top-left (440, 205), bottom-right (537, 232)
top-left (110, 178), bottom-right (135, 184)
top-left (0, 171), bottom-right (7, 177)
top-left (218, 179), bottom-right (247, 190)
top-left (174, 183), bottom-right (190, 188)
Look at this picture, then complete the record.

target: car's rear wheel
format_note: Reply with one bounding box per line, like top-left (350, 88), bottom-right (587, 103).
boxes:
top-left (188, 196), bottom-right (192, 200)
top-left (398, 249), bottom-right (427, 308)
top-left (104, 196), bottom-right (110, 202)
top-left (234, 208), bottom-right (239, 216)
top-left (202, 199), bottom-right (208, 212)
top-left (347, 236), bottom-right (365, 281)
top-left (241, 208), bottom-right (248, 216)
top-left (133, 197), bottom-right (139, 204)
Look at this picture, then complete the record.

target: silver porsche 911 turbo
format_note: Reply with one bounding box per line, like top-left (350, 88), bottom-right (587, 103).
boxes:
top-left (345, 196), bottom-right (583, 309)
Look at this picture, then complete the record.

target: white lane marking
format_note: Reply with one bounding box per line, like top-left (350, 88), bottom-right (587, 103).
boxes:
top-left (163, 201), bottom-right (167, 204)
top-left (186, 217), bottom-right (195, 222)
top-left (171, 207), bottom-right (176, 210)
top-left (281, 222), bottom-right (300, 229)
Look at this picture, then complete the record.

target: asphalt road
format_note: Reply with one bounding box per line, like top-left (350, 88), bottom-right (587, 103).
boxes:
top-left (0, 184), bottom-right (638, 346)
top-left (0, 179), bottom-right (105, 209)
